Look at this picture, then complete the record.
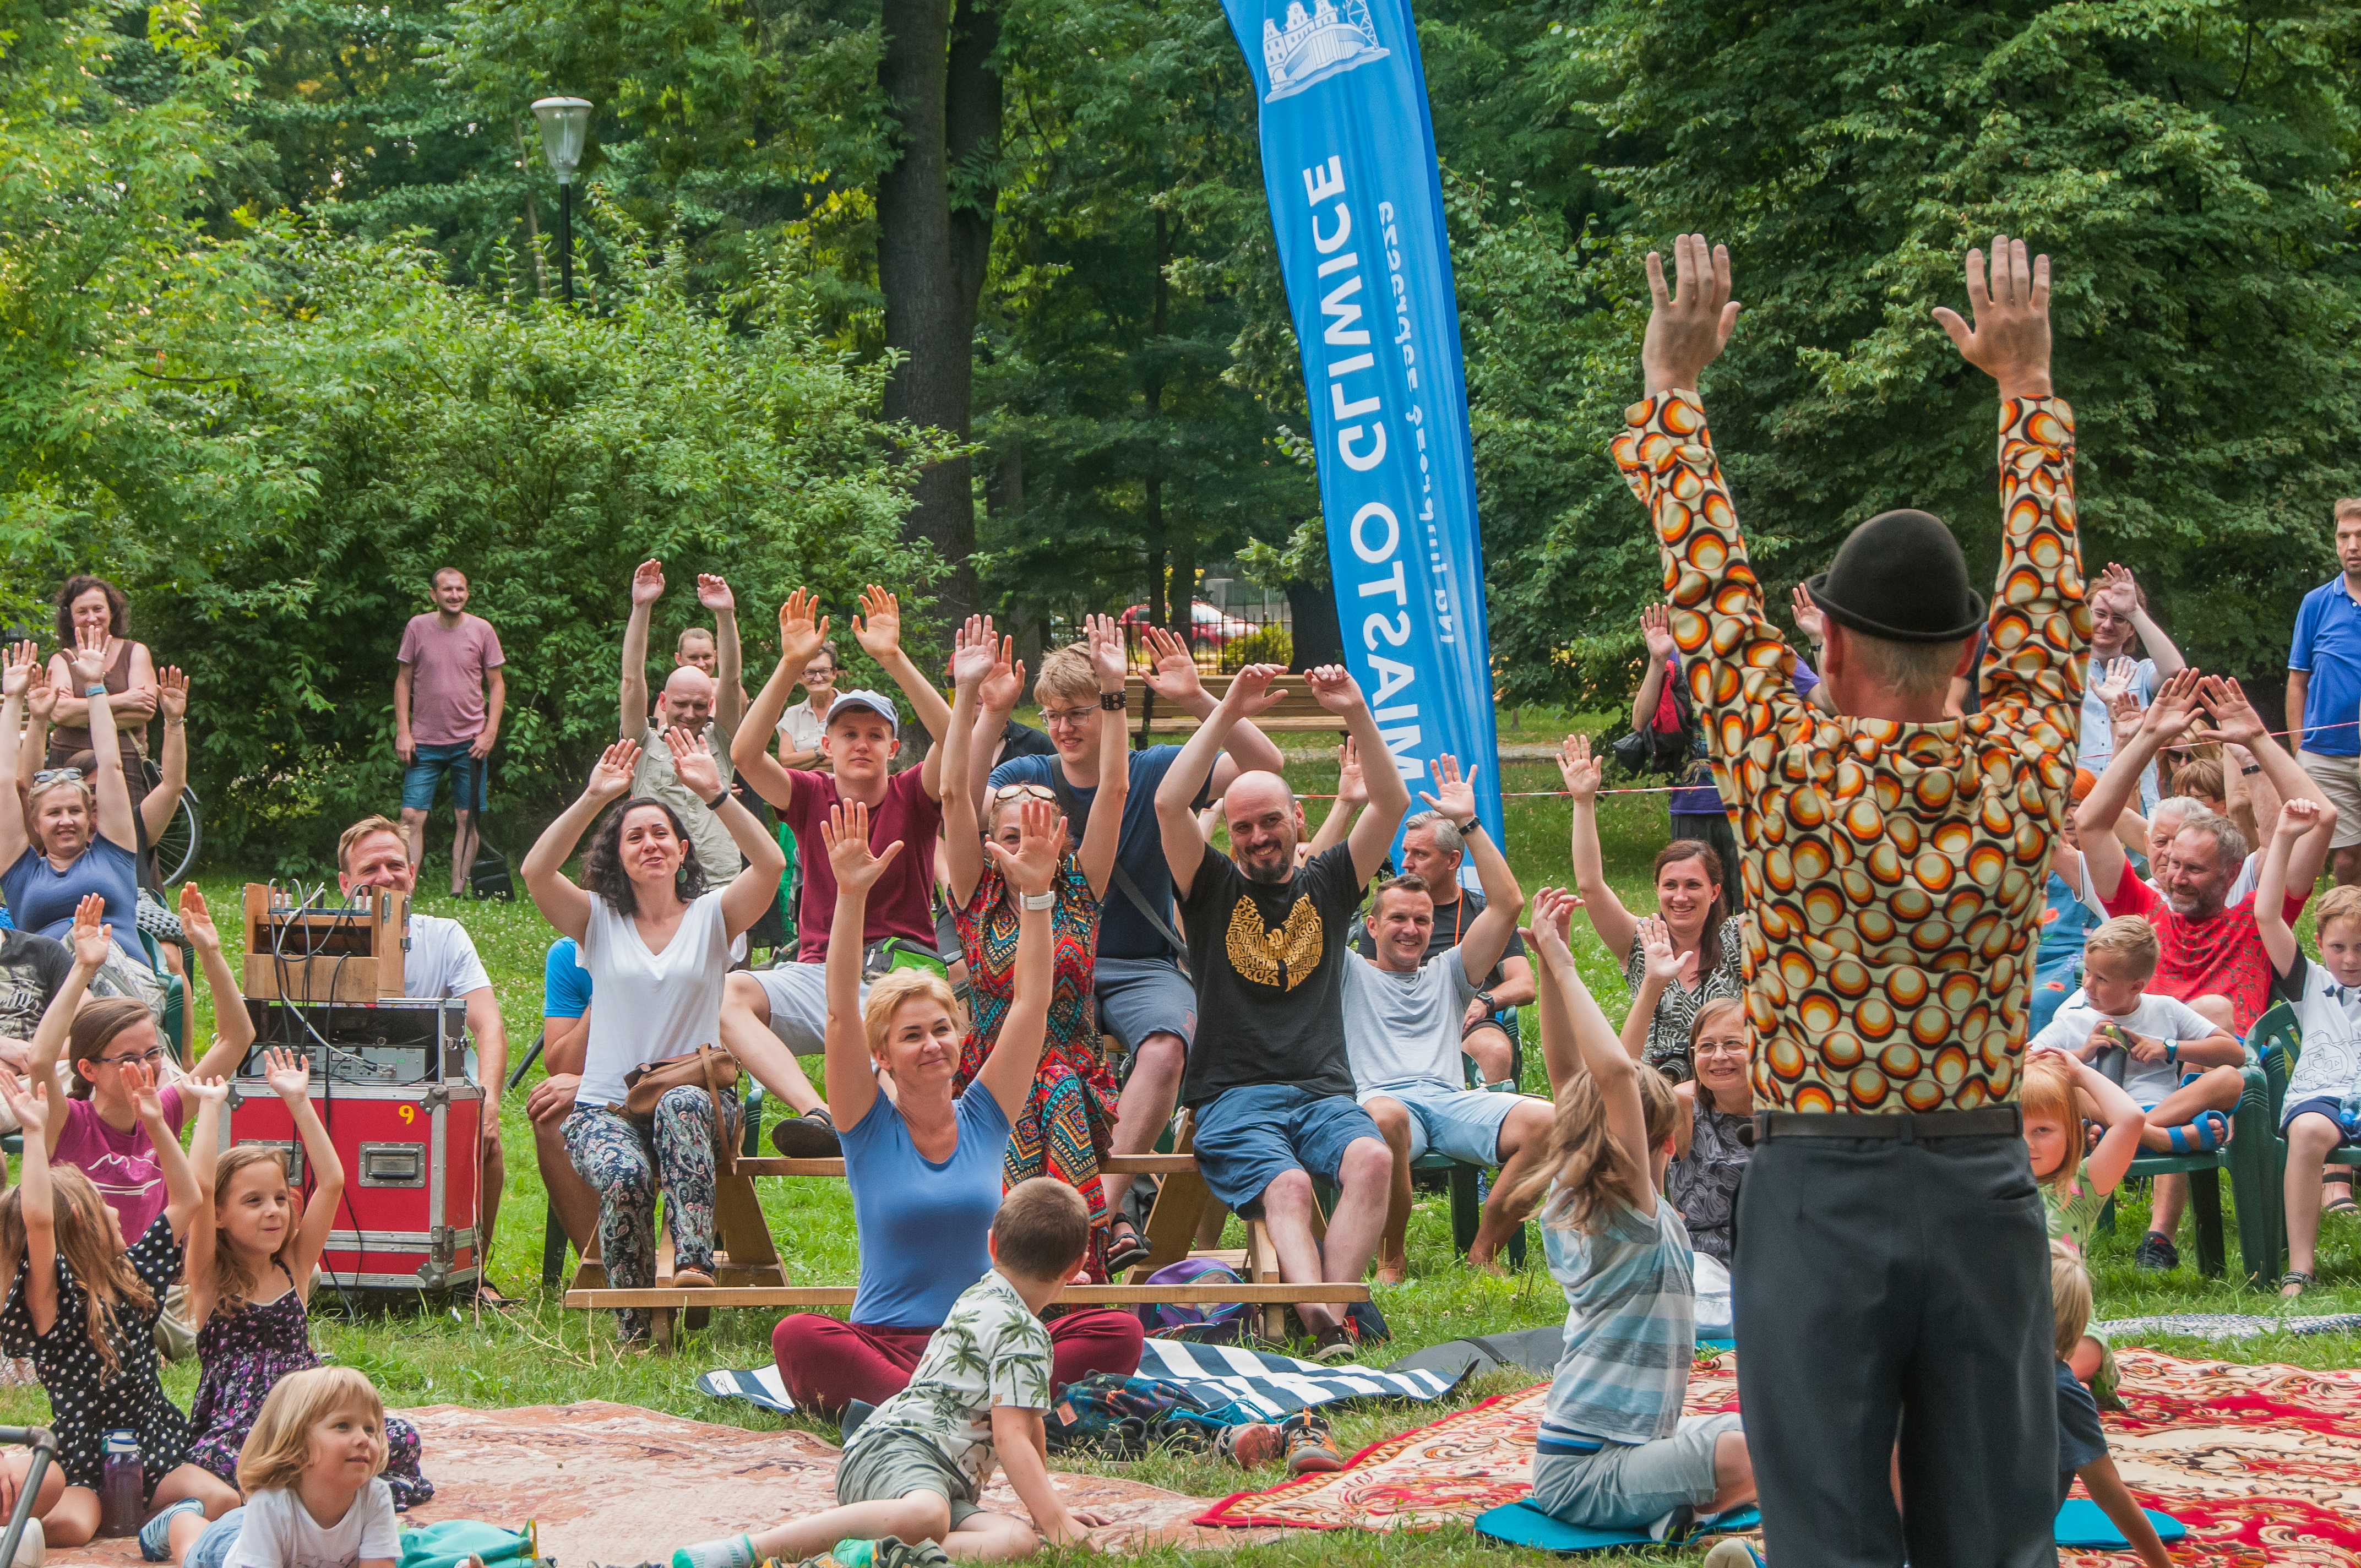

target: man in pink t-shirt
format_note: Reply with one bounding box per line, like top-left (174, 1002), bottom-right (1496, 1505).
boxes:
top-left (394, 567), bottom-right (507, 896)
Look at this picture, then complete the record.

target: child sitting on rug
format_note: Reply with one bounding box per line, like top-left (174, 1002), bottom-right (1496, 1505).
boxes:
top-left (2254, 798), bottom-right (2361, 1299)
top-left (172, 1366), bottom-right (402, 1568)
top-left (2025, 916), bottom-right (2245, 1158)
top-left (2049, 1244), bottom-right (2171, 1568)
top-left (1513, 888), bottom-right (1753, 1538)
top-left (672, 1179), bottom-right (1108, 1568)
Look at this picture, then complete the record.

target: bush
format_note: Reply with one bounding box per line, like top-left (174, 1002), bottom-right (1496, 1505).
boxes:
top-left (1220, 624), bottom-right (1291, 672)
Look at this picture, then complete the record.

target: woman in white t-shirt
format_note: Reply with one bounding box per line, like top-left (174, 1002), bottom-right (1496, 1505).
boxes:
top-left (521, 729), bottom-right (785, 1344)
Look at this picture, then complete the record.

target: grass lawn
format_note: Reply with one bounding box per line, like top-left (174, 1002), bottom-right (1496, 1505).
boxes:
top-left (5, 744), bottom-right (2357, 1565)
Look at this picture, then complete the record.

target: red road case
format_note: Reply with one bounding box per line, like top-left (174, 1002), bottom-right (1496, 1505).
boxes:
top-left (222, 1078), bottom-right (482, 1293)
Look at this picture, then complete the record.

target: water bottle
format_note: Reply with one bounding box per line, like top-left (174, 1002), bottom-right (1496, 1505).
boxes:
top-left (97, 1430), bottom-right (142, 1538)
top-left (2339, 1095), bottom-right (2361, 1141)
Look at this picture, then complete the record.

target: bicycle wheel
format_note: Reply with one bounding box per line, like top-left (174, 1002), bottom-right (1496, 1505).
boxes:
top-left (152, 787), bottom-right (202, 885)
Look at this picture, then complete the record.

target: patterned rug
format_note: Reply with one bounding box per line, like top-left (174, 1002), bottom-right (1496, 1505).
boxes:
top-left (1194, 1348), bottom-right (2361, 1563)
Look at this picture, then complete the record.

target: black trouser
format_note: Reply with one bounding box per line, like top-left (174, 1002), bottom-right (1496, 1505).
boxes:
top-left (1733, 1129), bottom-right (2057, 1567)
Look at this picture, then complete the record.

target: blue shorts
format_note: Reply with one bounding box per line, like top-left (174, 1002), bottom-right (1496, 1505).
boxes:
top-left (2284, 1096), bottom-right (2361, 1139)
top-left (1192, 1083), bottom-right (1382, 1217)
top-left (402, 741), bottom-right (488, 812)
top-left (1095, 956), bottom-right (1197, 1054)
top-left (183, 1507), bottom-right (243, 1568)
top-left (1358, 1080), bottom-right (1533, 1165)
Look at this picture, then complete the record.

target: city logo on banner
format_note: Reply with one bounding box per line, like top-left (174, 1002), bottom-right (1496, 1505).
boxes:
top-left (1260, 0), bottom-right (1389, 101)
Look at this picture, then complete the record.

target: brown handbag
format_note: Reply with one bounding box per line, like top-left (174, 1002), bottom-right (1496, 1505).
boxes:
top-left (619, 1043), bottom-right (741, 1174)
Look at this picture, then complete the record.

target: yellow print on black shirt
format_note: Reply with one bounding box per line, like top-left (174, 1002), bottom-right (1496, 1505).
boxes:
top-left (1227, 894), bottom-right (1323, 990)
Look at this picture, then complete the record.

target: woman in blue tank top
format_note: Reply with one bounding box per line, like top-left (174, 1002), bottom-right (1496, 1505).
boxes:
top-left (768, 793), bottom-right (1141, 1415)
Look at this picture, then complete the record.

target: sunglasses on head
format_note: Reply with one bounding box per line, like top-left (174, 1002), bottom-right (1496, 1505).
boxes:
top-left (30, 768), bottom-right (83, 788)
top-left (992, 784), bottom-right (1058, 803)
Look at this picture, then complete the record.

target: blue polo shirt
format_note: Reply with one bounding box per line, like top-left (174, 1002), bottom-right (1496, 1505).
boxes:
top-left (2290, 575), bottom-right (2361, 757)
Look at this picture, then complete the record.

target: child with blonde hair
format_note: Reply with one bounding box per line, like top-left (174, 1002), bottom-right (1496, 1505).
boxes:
top-left (2022, 1047), bottom-right (2145, 1402)
top-left (2049, 1244), bottom-right (2170, 1567)
top-left (173, 1367), bottom-right (400, 1568)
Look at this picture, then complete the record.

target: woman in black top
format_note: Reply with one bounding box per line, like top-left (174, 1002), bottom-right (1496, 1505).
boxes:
top-left (1666, 995), bottom-right (1752, 1266)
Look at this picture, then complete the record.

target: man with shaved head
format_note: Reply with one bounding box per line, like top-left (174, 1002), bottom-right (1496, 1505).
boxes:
top-left (620, 559), bottom-right (747, 880)
top-left (1157, 663), bottom-right (1410, 1358)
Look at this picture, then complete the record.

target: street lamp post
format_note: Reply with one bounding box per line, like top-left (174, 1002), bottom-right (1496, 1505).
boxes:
top-left (530, 97), bottom-right (592, 304)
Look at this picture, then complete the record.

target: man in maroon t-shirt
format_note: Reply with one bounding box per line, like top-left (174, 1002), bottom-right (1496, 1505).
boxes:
top-left (2080, 668), bottom-right (2337, 1268)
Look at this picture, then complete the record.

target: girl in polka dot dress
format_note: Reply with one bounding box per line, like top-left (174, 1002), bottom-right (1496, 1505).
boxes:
top-left (0, 1065), bottom-right (239, 1549)
top-left (172, 1047), bottom-right (432, 1540)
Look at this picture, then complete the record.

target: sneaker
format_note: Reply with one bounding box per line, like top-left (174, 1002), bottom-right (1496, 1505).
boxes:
top-left (839, 1399), bottom-right (877, 1443)
top-left (1309, 1321), bottom-right (1360, 1363)
top-left (826, 1542), bottom-right (876, 1568)
top-left (1281, 1413), bottom-right (1345, 1476)
top-left (1213, 1423), bottom-right (1284, 1469)
top-left (138, 1500), bottom-right (198, 1562)
top-left (4, 1520), bottom-right (42, 1568)
top-left (2131, 1231), bottom-right (2180, 1272)
top-left (770, 1109), bottom-right (842, 1159)
top-left (1701, 1543), bottom-right (1764, 1568)
top-left (872, 1540), bottom-right (950, 1568)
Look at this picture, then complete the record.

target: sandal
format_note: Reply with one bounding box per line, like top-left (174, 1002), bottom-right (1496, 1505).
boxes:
top-left (2280, 1270), bottom-right (2314, 1299)
top-left (1104, 1217), bottom-right (1151, 1275)
top-left (2324, 1175), bottom-right (2358, 1219)
top-left (2164, 1109), bottom-right (2230, 1156)
top-left (770, 1107), bottom-right (842, 1158)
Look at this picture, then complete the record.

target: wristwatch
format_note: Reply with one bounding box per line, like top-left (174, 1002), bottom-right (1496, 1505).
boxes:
top-left (1098, 690), bottom-right (1127, 711)
top-left (2241, 763), bottom-right (2262, 776)
top-left (1475, 990), bottom-right (1496, 1013)
top-left (705, 791), bottom-right (731, 812)
top-left (1020, 889), bottom-right (1057, 911)
top-left (1456, 818), bottom-right (1482, 836)
top-left (2164, 1039), bottom-right (2179, 1064)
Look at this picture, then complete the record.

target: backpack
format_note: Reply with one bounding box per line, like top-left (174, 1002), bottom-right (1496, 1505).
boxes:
top-left (1045, 1374), bottom-right (1260, 1457)
top-left (1135, 1257), bottom-right (1253, 1342)
top-left (398, 1520), bottom-right (547, 1568)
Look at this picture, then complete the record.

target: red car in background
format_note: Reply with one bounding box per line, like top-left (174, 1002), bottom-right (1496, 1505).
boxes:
top-left (1117, 600), bottom-right (1260, 655)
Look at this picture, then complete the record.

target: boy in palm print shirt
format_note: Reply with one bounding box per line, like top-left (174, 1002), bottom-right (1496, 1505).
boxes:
top-left (671, 1181), bottom-right (1105, 1568)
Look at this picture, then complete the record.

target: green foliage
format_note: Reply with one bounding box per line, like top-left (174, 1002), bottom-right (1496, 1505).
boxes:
top-left (1220, 623), bottom-right (1292, 670)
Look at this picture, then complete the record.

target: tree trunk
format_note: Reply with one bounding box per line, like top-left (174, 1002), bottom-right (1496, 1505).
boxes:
top-left (877, 0), bottom-right (1000, 626)
top-left (1143, 204), bottom-right (1176, 639)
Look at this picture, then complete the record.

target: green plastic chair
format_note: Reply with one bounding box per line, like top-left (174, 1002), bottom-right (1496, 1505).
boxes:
top-left (2108, 1014), bottom-right (2276, 1281)
top-left (2254, 1000), bottom-right (2361, 1281)
top-left (1408, 1008), bottom-right (1528, 1266)
top-left (135, 928), bottom-right (189, 1062)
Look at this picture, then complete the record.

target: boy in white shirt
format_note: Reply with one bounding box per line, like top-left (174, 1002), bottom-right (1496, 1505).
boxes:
top-left (2255, 797), bottom-right (2361, 1298)
top-left (2025, 915), bottom-right (2245, 1155)
top-left (670, 1180), bottom-right (1106, 1568)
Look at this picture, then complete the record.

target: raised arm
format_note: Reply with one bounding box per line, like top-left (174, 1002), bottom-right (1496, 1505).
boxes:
top-left (966, 635), bottom-right (1030, 815)
top-left (1076, 615), bottom-right (1130, 898)
top-left (2045, 1046), bottom-right (2146, 1200)
top-left (2079, 669), bottom-right (2202, 902)
top-left (850, 586), bottom-right (953, 753)
top-left (1631, 607), bottom-right (1673, 732)
top-left (255, 1048), bottom-right (346, 1298)
top-left (1306, 665), bottom-right (1412, 884)
top-left (1525, 885), bottom-right (1652, 1214)
top-left (663, 726), bottom-right (786, 937)
top-left (1619, 916), bottom-right (1681, 1064)
top-left (140, 667), bottom-right (188, 845)
top-left (699, 574), bottom-right (746, 731)
top-left (29, 897), bottom-right (110, 1152)
top-left (0, 643), bottom-right (35, 868)
top-left (819, 801), bottom-right (901, 1130)
top-left (521, 741), bottom-right (643, 943)
top-left (941, 619), bottom-right (998, 908)
top-left (1558, 734), bottom-right (1640, 959)
top-left (66, 627), bottom-right (137, 850)
top-left (1427, 756), bottom-right (1522, 978)
top-left (129, 1061), bottom-right (205, 1241)
top-left (2195, 674), bottom-right (2332, 889)
top-left (179, 1075), bottom-right (230, 1332)
top-left (1304, 737), bottom-right (1367, 861)
top-left (1137, 626), bottom-right (1285, 795)
top-left (619, 559), bottom-right (662, 741)
top-left (2092, 564), bottom-right (2185, 679)
top-left (1155, 664), bottom-right (1288, 898)
top-left (0, 1077), bottom-right (59, 1335)
top-left (735, 590), bottom-right (829, 813)
top-left (179, 884), bottom-right (256, 1080)
top-left (973, 797), bottom-right (1063, 1124)
top-left (2256, 797), bottom-right (2331, 974)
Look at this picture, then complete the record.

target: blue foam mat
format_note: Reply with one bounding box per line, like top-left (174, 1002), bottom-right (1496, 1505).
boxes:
top-left (1472, 1501), bottom-right (1759, 1553)
top-left (2054, 1497), bottom-right (2186, 1548)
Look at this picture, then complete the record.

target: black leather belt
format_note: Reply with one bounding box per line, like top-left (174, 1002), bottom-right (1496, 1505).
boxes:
top-left (1749, 1105), bottom-right (2023, 1145)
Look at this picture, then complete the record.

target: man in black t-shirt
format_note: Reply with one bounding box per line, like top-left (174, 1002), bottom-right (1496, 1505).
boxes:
top-left (1157, 663), bottom-right (1410, 1357)
top-left (1350, 809), bottom-right (1533, 1086)
top-left (0, 924), bottom-right (73, 1084)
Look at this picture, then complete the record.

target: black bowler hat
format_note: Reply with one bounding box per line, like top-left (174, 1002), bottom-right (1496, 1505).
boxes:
top-left (1805, 508), bottom-right (1988, 645)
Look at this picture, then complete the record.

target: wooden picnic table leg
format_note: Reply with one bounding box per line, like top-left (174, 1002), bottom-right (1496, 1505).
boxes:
top-left (1131, 1110), bottom-right (1210, 1280)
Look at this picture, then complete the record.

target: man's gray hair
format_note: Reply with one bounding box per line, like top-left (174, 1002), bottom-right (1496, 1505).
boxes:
top-left (2151, 795), bottom-right (2206, 831)
top-left (2173, 809), bottom-right (2249, 870)
top-left (1402, 810), bottom-right (1463, 861)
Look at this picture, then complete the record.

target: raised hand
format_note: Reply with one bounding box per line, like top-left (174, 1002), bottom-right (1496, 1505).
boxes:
top-left (69, 895), bottom-right (111, 970)
top-left (1302, 663), bottom-right (1363, 717)
top-left (665, 726), bottom-right (721, 799)
top-left (1085, 614), bottom-right (1129, 689)
top-left (1640, 232), bottom-right (1740, 396)
top-left (2276, 797), bottom-right (2323, 841)
top-left (949, 617), bottom-right (999, 692)
top-left (2193, 674), bottom-right (2266, 748)
top-left (776, 589), bottom-right (830, 673)
top-left (1788, 584), bottom-right (1826, 645)
top-left (182, 1075), bottom-right (231, 1109)
top-left (157, 666), bottom-right (189, 722)
top-left (630, 559), bottom-right (666, 607)
top-left (1557, 734), bottom-right (1602, 804)
top-left (24, 657), bottom-right (53, 721)
top-left (978, 633), bottom-right (1025, 713)
top-left (0, 1074), bottom-right (48, 1139)
top-left (1223, 663), bottom-right (1289, 718)
top-left (1635, 914), bottom-right (1683, 986)
top-left (1335, 737), bottom-right (1368, 808)
top-left (262, 1047), bottom-right (312, 1102)
top-left (2094, 563), bottom-right (2141, 619)
top-left (178, 884), bottom-right (221, 952)
top-left (1, 641), bottom-right (35, 698)
top-left (696, 574), bottom-right (735, 612)
top-left (2138, 667), bottom-right (2203, 743)
top-left (986, 795), bottom-right (1063, 898)
top-left (2105, 682), bottom-right (2145, 753)
top-left (1640, 603), bottom-right (1677, 662)
top-left (1417, 754), bottom-right (1477, 824)
top-left (1930, 233), bottom-right (2053, 400)
top-left (1140, 625), bottom-right (1205, 703)
top-left (821, 799), bottom-right (905, 893)
top-left (67, 624), bottom-right (108, 689)
top-left (1525, 885), bottom-right (1582, 963)
top-left (123, 1059), bottom-right (164, 1123)
top-left (585, 739), bottom-right (642, 805)
top-left (2097, 656), bottom-right (2136, 706)
top-left (851, 586), bottom-right (904, 661)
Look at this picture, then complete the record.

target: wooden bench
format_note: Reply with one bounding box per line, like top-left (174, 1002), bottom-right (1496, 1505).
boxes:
top-left (1127, 672), bottom-right (1345, 738)
top-left (563, 1147), bottom-right (1368, 1352)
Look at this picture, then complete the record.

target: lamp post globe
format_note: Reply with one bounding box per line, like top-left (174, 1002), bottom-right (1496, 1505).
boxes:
top-left (530, 96), bottom-right (592, 303)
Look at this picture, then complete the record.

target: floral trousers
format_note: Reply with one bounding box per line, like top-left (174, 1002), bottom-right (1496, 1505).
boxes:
top-left (563, 1089), bottom-right (740, 1342)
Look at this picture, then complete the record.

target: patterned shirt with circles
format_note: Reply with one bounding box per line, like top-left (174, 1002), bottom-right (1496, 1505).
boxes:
top-left (1612, 392), bottom-right (2088, 1115)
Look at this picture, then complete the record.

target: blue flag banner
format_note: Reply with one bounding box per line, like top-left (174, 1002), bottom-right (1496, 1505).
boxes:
top-left (1217, 0), bottom-right (1501, 839)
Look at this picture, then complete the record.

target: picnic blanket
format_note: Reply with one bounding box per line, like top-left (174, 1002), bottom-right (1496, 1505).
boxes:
top-left (1194, 1348), bottom-right (2361, 1562)
top-left (47, 1402), bottom-right (1261, 1566)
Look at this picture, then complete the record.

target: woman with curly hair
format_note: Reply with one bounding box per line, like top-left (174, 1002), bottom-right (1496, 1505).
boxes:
top-left (521, 730), bottom-right (785, 1345)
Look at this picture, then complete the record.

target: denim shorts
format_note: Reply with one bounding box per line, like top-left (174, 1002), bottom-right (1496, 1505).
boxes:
top-left (183, 1507), bottom-right (244, 1568)
top-left (402, 741), bottom-right (487, 812)
top-left (1095, 956), bottom-right (1197, 1054)
top-left (1192, 1082), bottom-right (1382, 1217)
top-left (1358, 1080), bottom-right (1535, 1165)
top-left (1529, 1412), bottom-right (1742, 1531)
top-left (2284, 1095), bottom-right (2361, 1140)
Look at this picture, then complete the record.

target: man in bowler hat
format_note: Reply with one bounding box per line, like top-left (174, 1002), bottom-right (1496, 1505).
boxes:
top-left (1614, 234), bottom-right (2085, 1566)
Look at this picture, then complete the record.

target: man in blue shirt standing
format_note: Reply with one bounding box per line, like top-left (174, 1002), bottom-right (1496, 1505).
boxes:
top-left (966, 624), bottom-right (1285, 1271)
top-left (2288, 497), bottom-right (2361, 887)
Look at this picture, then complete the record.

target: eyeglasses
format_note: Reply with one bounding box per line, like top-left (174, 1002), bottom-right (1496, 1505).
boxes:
top-left (30, 769), bottom-right (83, 787)
top-left (1039, 706), bottom-right (1096, 728)
top-left (1693, 1040), bottom-right (1749, 1058)
top-left (803, 665), bottom-right (836, 681)
top-left (98, 1047), bottom-right (166, 1068)
top-left (992, 784), bottom-right (1058, 803)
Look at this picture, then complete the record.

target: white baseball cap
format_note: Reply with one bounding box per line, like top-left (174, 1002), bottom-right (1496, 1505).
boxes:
top-left (825, 689), bottom-right (900, 733)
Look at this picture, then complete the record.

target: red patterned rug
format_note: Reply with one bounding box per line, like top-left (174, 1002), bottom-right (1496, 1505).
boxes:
top-left (1195, 1348), bottom-right (2361, 1562)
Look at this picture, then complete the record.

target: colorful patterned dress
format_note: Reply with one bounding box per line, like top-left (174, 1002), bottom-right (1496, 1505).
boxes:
top-left (953, 854), bottom-right (1118, 1278)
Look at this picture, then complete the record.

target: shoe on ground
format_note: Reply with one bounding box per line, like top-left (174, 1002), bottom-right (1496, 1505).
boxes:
top-left (770, 1109), bottom-right (842, 1159)
top-left (673, 1266), bottom-right (716, 1289)
top-left (1701, 1542), bottom-right (1764, 1568)
top-left (1280, 1412), bottom-right (1345, 1476)
top-left (872, 1539), bottom-right (950, 1568)
top-left (839, 1398), bottom-right (877, 1443)
top-left (2131, 1231), bottom-right (2180, 1272)
top-left (137, 1499), bottom-right (195, 1562)
top-left (1213, 1423), bottom-right (1284, 1469)
top-left (1309, 1321), bottom-right (1361, 1363)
